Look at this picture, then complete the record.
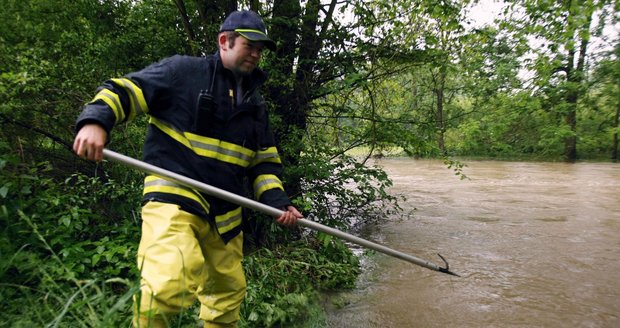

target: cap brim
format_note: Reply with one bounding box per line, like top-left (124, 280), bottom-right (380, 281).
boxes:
top-left (238, 31), bottom-right (276, 51)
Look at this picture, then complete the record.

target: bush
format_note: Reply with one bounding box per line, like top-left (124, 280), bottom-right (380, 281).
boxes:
top-left (0, 149), bottom-right (364, 327)
top-left (0, 149), bottom-right (142, 327)
top-left (241, 238), bottom-right (359, 328)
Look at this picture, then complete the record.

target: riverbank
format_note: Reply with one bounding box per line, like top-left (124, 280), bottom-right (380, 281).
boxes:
top-left (345, 146), bottom-right (618, 163)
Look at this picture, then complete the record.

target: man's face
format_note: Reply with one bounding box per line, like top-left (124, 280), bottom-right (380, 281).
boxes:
top-left (220, 34), bottom-right (265, 76)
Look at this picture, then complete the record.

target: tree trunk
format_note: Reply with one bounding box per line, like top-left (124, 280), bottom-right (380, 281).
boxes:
top-left (268, 0), bottom-right (331, 197)
top-left (436, 89), bottom-right (446, 153)
top-left (564, 45), bottom-right (577, 161)
top-left (613, 94), bottom-right (620, 161)
top-left (269, 0), bottom-right (302, 161)
top-left (434, 69), bottom-right (447, 153)
top-left (564, 107), bottom-right (577, 162)
top-left (563, 1), bottom-right (592, 163)
top-left (174, 0), bottom-right (197, 54)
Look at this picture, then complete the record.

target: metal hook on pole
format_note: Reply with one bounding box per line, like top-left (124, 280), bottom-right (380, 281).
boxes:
top-left (102, 149), bottom-right (460, 277)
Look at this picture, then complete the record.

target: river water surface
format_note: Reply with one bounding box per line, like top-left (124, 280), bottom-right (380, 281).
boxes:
top-left (326, 159), bottom-right (620, 328)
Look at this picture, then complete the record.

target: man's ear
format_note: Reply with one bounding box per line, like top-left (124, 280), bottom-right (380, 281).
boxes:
top-left (218, 33), bottom-right (228, 51)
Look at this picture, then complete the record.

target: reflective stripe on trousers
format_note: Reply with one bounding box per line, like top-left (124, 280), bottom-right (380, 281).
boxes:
top-left (134, 201), bottom-right (245, 327)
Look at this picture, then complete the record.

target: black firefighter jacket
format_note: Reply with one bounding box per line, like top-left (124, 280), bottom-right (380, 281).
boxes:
top-left (76, 53), bottom-right (291, 243)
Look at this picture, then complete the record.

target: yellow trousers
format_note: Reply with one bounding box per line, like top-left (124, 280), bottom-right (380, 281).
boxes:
top-left (134, 202), bottom-right (246, 328)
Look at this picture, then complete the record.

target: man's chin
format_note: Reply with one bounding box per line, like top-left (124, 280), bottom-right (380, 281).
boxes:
top-left (233, 67), bottom-right (254, 76)
top-left (243, 66), bottom-right (256, 74)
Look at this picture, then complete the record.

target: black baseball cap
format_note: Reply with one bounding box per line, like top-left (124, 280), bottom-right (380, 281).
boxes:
top-left (219, 10), bottom-right (276, 51)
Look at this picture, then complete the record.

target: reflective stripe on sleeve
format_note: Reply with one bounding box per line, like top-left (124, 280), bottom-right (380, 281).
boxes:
top-left (89, 89), bottom-right (124, 124)
top-left (250, 147), bottom-right (282, 167)
top-left (215, 207), bottom-right (243, 234)
top-left (110, 78), bottom-right (148, 120)
top-left (253, 174), bottom-right (284, 199)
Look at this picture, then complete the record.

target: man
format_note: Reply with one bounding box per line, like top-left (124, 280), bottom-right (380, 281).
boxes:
top-left (73, 10), bottom-right (302, 328)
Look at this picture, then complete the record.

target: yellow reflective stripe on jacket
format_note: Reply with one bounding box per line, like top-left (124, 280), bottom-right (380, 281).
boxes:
top-left (215, 207), bottom-right (242, 234)
top-left (253, 174), bottom-right (284, 199)
top-left (110, 78), bottom-right (148, 120)
top-left (187, 134), bottom-right (255, 166)
top-left (143, 175), bottom-right (210, 213)
top-left (149, 116), bottom-right (256, 167)
top-left (90, 89), bottom-right (124, 124)
top-left (149, 117), bottom-right (192, 148)
top-left (250, 147), bottom-right (282, 167)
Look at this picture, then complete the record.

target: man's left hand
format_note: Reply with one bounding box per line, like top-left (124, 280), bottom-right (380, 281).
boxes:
top-left (276, 206), bottom-right (302, 227)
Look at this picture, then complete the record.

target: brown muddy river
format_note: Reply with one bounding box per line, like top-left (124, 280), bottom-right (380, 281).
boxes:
top-left (326, 158), bottom-right (620, 328)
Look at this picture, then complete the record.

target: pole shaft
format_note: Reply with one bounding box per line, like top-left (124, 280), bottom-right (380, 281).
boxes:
top-left (102, 149), bottom-right (443, 272)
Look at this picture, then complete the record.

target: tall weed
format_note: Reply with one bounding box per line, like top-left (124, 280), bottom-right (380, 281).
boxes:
top-left (0, 149), bottom-right (142, 327)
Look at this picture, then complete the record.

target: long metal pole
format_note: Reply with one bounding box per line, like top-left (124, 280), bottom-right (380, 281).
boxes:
top-left (102, 149), bottom-right (459, 276)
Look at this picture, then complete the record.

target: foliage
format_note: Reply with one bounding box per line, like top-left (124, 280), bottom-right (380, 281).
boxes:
top-left (311, 0), bottom-right (618, 161)
top-left (0, 147), bottom-right (360, 327)
top-left (0, 145), bottom-right (141, 327)
top-left (240, 239), bottom-right (359, 327)
top-left (293, 149), bottom-right (401, 230)
top-left (0, 0), bottom-right (186, 171)
top-left (590, 39), bottom-right (620, 160)
top-left (1, 0), bottom-right (620, 326)
top-left (501, 0), bottom-right (616, 161)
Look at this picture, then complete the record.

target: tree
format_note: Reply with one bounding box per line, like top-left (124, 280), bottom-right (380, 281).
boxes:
top-left (592, 36), bottom-right (620, 161)
top-left (509, 0), bottom-right (613, 162)
top-left (0, 0), bottom-right (186, 171)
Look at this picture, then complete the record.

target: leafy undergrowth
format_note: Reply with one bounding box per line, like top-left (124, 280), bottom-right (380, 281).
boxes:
top-left (0, 153), bottom-right (360, 327)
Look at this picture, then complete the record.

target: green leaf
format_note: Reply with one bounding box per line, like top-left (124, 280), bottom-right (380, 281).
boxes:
top-left (0, 184), bottom-right (8, 198)
top-left (92, 254), bottom-right (101, 266)
top-left (60, 215), bottom-right (71, 227)
top-left (20, 185), bottom-right (31, 195)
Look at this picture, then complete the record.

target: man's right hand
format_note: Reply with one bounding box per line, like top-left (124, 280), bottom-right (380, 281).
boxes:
top-left (73, 124), bottom-right (108, 162)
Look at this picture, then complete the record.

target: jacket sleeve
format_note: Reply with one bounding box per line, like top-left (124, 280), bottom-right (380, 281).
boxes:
top-left (247, 101), bottom-right (292, 209)
top-left (75, 56), bottom-right (176, 136)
